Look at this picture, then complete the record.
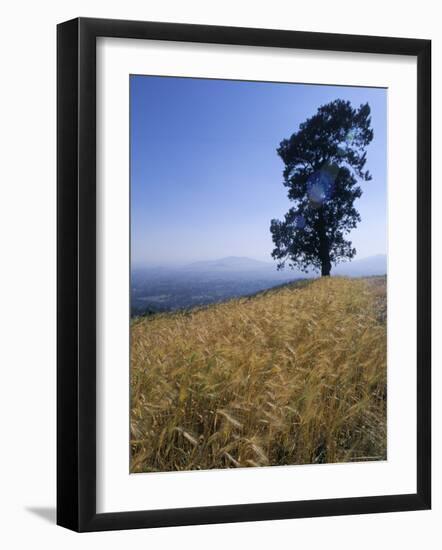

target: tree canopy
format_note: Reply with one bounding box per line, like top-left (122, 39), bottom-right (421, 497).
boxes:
top-left (270, 99), bottom-right (374, 276)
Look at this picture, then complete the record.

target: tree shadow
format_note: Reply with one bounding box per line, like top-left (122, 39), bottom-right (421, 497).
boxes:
top-left (26, 506), bottom-right (56, 524)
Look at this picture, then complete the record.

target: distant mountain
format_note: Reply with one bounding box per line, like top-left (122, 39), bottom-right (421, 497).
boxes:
top-left (133, 254), bottom-right (386, 280)
top-left (183, 254), bottom-right (386, 277)
top-left (334, 254), bottom-right (386, 277)
top-left (178, 256), bottom-right (302, 282)
top-left (184, 256), bottom-right (278, 273)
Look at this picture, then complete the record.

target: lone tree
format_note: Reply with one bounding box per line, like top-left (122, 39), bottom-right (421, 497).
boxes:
top-left (270, 99), bottom-right (373, 276)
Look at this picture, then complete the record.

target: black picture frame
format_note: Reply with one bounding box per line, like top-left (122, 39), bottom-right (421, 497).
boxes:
top-left (57, 17), bottom-right (431, 532)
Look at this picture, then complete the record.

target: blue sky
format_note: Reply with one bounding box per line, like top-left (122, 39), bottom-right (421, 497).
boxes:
top-left (130, 75), bottom-right (387, 267)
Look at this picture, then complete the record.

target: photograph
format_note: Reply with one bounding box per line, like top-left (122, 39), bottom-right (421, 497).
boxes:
top-left (53, 12), bottom-right (432, 535)
top-left (129, 75), bottom-right (388, 474)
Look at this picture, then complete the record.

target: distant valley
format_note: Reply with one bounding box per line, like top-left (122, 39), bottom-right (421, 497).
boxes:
top-left (131, 255), bottom-right (386, 316)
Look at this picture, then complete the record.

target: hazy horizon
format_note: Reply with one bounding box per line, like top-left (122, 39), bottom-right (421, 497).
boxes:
top-left (131, 76), bottom-right (387, 268)
top-left (131, 252), bottom-right (387, 271)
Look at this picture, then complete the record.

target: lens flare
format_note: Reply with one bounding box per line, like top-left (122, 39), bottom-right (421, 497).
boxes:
top-left (295, 214), bottom-right (306, 229)
top-left (307, 169), bottom-right (335, 207)
top-left (345, 129), bottom-right (356, 143)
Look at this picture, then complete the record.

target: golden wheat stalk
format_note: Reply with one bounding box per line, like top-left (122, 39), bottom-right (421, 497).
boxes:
top-left (130, 277), bottom-right (387, 473)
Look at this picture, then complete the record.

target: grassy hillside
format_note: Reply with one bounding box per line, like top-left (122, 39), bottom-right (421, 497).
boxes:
top-left (130, 276), bottom-right (387, 473)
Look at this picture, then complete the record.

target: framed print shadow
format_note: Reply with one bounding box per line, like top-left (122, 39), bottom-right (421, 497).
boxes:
top-left (57, 17), bottom-right (431, 532)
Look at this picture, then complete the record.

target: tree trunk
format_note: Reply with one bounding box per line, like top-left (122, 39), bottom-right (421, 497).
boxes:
top-left (321, 257), bottom-right (331, 277)
top-left (318, 209), bottom-right (331, 277)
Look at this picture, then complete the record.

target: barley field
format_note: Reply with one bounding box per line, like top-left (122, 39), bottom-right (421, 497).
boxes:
top-left (130, 276), bottom-right (387, 473)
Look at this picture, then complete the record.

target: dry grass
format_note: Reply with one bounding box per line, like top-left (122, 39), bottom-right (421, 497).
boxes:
top-left (130, 276), bottom-right (387, 473)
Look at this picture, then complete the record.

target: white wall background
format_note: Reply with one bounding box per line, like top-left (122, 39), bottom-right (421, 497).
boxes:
top-left (0, 0), bottom-right (439, 547)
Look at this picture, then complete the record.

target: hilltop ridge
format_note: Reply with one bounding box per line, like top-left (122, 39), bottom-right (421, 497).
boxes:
top-left (131, 255), bottom-right (387, 316)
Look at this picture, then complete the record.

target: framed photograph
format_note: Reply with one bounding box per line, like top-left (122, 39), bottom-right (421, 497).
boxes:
top-left (57, 17), bottom-right (431, 532)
